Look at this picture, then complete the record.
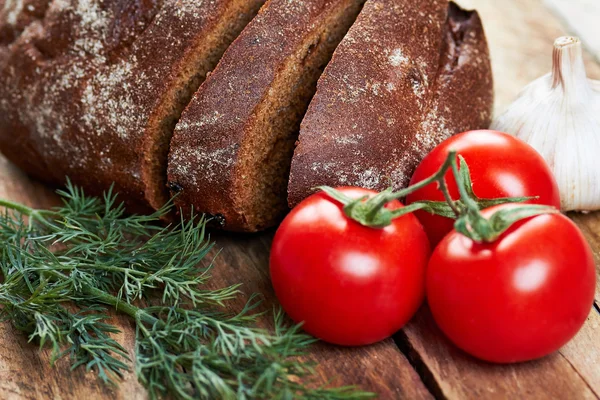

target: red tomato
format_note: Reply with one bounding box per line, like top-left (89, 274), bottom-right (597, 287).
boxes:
top-left (406, 130), bottom-right (561, 246)
top-left (427, 204), bottom-right (596, 363)
top-left (270, 187), bottom-right (430, 346)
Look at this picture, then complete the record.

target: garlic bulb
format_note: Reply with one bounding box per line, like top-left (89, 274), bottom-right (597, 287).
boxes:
top-left (491, 36), bottom-right (600, 211)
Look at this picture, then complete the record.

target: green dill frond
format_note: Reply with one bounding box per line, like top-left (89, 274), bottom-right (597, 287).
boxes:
top-left (62, 309), bottom-right (131, 385)
top-left (0, 183), bottom-right (375, 399)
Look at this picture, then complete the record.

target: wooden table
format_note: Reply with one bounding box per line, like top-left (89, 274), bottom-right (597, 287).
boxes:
top-left (1, 0), bottom-right (599, 398)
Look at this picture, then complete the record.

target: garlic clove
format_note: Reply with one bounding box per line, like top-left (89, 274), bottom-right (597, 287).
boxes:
top-left (491, 36), bottom-right (600, 212)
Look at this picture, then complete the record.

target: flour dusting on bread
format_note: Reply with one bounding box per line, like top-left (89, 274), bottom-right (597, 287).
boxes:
top-left (288, 0), bottom-right (493, 207)
top-left (0, 0), bottom-right (265, 211)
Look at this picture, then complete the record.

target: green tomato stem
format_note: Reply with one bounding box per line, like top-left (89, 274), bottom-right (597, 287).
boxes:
top-left (360, 151), bottom-right (460, 225)
top-left (389, 150), bottom-right (458, 201)
top-left (451, 158), bottom-right (479, 212)
top-left (318, 148), bottom-right (558, 243)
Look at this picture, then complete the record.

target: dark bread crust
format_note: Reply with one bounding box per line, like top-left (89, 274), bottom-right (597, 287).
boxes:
top-left (0, 0), bottom-right (263, 212)
top-left (168, 0), bottom-right (365, 231)
top-left (287, 0), bottom-right (493, 207)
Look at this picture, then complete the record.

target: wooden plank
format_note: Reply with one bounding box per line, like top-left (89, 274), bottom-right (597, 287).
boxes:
top-left (2, 0), bottom-right (600, 399)
top-left (0, 318), bottom-right (144, 400)
top-left (563, 214), bottom-right (600, 396)
top-left (398, 307), bottom-right (597, 400)
top-left (560, 308), bottom-right (600, 398)
top-left (572, 212), bottom-right (600, 303)
top-left (545, 0), bottom-right (600, 62)
top-left (0, 154), bottom-right (433, 398)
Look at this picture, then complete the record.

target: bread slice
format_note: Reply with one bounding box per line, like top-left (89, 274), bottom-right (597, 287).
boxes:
top-left (287, 0), bottom-right (494, 207)
top-left (168, 0), bottom-right (366, 231)
top-left (0, 0), bottom-right (264, 212)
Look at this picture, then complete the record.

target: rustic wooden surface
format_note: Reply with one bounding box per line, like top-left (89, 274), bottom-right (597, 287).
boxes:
top-left (545, 0), bottom-right (600, 62)
top-left (0, 0), bottom-right (599, 399)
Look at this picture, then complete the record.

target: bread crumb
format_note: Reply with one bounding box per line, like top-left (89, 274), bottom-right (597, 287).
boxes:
top-left (389, 48), bottom-right (408, 66)
top-left (334, 133), bottom-right (364, 145)
top-left (4, 0), bottom-right (24, 26)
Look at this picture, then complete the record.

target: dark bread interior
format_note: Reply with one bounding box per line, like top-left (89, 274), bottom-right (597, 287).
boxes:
top-left (141, 0), bottom-right (265, 210)
top-left (168, 0), bottom-right (366, 231)
top-left (232, 1), bottom-right (366, 230)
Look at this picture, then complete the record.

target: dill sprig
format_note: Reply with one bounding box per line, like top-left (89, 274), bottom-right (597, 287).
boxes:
top-left (0, 181), bottom-right (375, 400)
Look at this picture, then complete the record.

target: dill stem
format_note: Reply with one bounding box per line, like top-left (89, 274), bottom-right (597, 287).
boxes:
top-left (37, 265), bottom-right (159, 327)
top-left (82, 286), bottom-right (160, 327)
top-left (0, 199), bottom-right (58, 231)
top-left (0, 198), bottom-right (36, 216)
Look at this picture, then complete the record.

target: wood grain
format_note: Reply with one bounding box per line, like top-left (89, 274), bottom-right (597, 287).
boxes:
top-left (398, 307), bottom-right (598, 400)
top-left (1, 0), bottom-right (600, 399)
top-left (560, 308), bottom-right (600, 398)
top-left (572, 212), bottom-right (600, 303)
top-left (545, 0), bottom-right (600, 62)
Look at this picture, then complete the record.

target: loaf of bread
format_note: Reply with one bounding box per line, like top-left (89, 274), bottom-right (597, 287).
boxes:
top-left (287, 0), bottom-right (493, 206)
top-left (167, 0), bottom-right (366, 231)
top-left (0, 0), bottom-right (264, 212)
top-left (1, 0), bottom-right (493, 233)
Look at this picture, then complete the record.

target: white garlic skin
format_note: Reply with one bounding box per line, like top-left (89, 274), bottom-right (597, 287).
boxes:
top-left (492, 36), bottom-right (600, 212)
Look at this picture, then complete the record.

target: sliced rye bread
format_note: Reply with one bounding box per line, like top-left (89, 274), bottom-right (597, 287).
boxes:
top-left (287, 0), bottom-right (494, 207)
top-left (168, 0), bottom-right (366, 231)
top-left (0, 0), bottom-right (264, 212)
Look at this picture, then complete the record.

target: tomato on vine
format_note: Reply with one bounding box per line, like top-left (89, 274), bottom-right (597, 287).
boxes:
top-left (271, 142), bottom-right (593, 363)
top-left (427, 203), bottom-right (596, 363)
top-left (270, 187), bottom-right (430, 346)
top-left (406, 130), bottom-right (561, 246)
